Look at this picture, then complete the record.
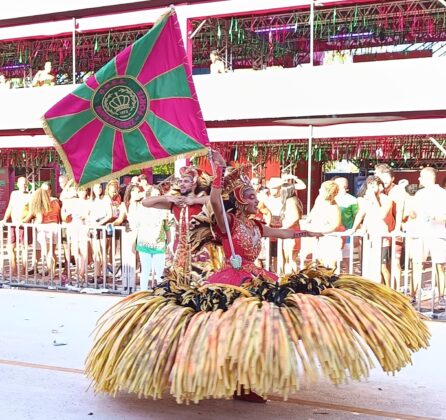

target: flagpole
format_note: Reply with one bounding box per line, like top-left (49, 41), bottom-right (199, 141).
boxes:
top-left (208, 148), bottom-right (242, 269)
top-left (72, 18), bottom-right (76, 85)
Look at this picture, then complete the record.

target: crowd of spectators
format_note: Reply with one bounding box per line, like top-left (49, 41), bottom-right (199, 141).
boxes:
top-left (254, 165), bottom-right (445, 306)
top-left (1, 164), bottom-right (445, 304)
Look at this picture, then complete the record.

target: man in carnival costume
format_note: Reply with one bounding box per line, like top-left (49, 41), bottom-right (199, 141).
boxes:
top-left (142, 166), bottom-right (211, 271)
top-left (86, 151), bottom-right (430, 405)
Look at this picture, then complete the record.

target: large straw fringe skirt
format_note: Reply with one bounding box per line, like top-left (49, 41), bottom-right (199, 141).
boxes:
top-left (85, 266), bottom-right (430, 404)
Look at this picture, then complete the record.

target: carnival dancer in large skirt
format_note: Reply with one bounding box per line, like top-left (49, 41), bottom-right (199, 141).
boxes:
top-left (85, 151), bottom-right (430, 404)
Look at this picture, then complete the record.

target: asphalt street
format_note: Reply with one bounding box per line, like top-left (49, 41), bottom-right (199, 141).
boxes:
top-left (0, 288), bottom-right (444, 420)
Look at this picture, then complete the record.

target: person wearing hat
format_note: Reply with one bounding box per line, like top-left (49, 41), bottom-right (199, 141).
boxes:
top-left (281, 173), bottom-right (306, 191)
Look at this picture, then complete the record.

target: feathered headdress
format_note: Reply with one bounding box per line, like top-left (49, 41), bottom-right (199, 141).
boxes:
top-left (223, 165), bottom-right (253, 204)
top-left (179, 166), bottom-right (199, 181)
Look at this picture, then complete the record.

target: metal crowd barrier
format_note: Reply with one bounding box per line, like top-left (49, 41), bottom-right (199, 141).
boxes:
top-left (0, 223), bottom-right (133, 294)
top-left (1, 222), bottom-right (445, 319)
top-left (268, 231), bottom-right (446, 320)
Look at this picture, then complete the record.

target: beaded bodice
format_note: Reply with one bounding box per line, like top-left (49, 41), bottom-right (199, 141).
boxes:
top-left (219, 215), bottom-right (263, 263)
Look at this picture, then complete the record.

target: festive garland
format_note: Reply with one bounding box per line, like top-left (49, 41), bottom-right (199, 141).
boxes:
top-left (192, 136), bottom-right (446, 171)
top-left (0, 148), bottom-right (61, 168)
top-left (191, 0), bottom-right (446, 69)
top-left (0, 26), bottom-right (150, 80)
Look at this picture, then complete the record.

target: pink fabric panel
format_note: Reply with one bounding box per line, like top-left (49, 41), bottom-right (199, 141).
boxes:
top-left (137, 18), bottom-right (182, 86)
top-left (61, 119), bottom-right (104, 183)
top-left (112, 131), bottom-right (130, 173)
top-left (44, 94), bottom-right (90, 119)
top-left (115, 45), bottom-right (132, 76)
top-left (150, 98), bottom-right (208, 145)
top-left (138, 121), bottom-right (170, 159)
top-left (85, 76), bottom-right (99, 90)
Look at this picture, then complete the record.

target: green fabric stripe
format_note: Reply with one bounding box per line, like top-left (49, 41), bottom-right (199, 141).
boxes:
top-left (126, 15), bottom-right (168, 77)
top-left (147, 112), bottom-right (204, 155)
top-left (46, 109), bottom-right (95, 145)
top-left (122, 129), bottom-right (155, 164)
top-left (72, 84), bottom-right (93, 101)
top-left (146, 65), bottom-right (191, 99)
top-left (79, 125), bottom-right (114, 185)
top-left (95, 58), bottom-right (117, 85)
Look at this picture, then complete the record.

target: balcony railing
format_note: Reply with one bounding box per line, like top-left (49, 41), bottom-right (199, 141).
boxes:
top-left (1, 57), bottom-right (446, 133)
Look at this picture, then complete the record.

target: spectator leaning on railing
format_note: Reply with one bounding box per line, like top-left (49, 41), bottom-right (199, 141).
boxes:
top-left (375, 164), bottom-right (406, 290)
top-left (24, 184), bottom-right (61, 275)
top-left (350, 176), bottom-right (394, 287)
top-left (0, 176), bottom-right (30, 275)
top-left (300, 180), bottom-right (343, 270)
top-left (88, 183), bottom-right (112, 279)
top-left (279, 182), bottom-right (303, 274)
top-left (333, 176), bottom-right (358, 230)
top-left (409, 167), bottom-right (446, 306)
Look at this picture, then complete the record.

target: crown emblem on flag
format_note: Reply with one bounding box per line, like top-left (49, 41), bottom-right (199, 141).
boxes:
top-left (109, 92), bottom-right (132, 112)
top-left (103, 86), bottom-right (138, 118)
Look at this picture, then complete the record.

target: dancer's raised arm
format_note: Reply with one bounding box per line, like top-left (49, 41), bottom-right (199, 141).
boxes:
top-left (209, 150), bottom-right (228, 233)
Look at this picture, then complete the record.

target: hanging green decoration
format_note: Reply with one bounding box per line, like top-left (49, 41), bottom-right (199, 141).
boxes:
top-left (252, 144), bottom-right (258, 158)
top-left (94, 36), bottom-right (99, 53)
top-left (332, 8), bottom-right (337, 32)
top-left (280, 146), bottom-right (285, 165)
top-left (107, 31), bottom-right (111, 55)
top-left (234, 144), bottom-right (238, 161)
top-left (229, 18), bottom-right (234, 43)
top-left (217, 21), bottom-right (222, 46)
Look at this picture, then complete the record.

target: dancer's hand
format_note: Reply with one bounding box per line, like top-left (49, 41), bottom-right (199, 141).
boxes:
top-left (182, 196), bottom-right (196, 206)
top-left (166, 195), bottom-right (183, 205)
top-left (210, 149), bottom-right (226, 167)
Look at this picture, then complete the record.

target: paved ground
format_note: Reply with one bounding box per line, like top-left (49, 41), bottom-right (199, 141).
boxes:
top-left (0, 288), bottom-right (444, 420)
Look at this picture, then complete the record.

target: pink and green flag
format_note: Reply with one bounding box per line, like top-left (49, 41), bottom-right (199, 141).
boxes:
top-left (42, 10), bottom-right (208, 187)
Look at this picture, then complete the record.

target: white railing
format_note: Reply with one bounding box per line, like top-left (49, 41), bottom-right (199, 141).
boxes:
top-left (267, 231), bottom-right (446, 319)
top-left (0, 223), bottom-right (133, 294)
top-left (1, 222), bottom-right (444, 318)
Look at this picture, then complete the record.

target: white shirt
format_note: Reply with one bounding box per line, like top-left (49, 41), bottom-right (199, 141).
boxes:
top-left (412, 185), bottom-right (446, 237)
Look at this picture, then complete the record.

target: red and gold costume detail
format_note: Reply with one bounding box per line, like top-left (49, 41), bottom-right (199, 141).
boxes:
top-left (222, 164), bottom-right (252, 205)
top-left (170, 166), bottom-right (211, 276)
top-left (208, 215), bottom-right (276, 285)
